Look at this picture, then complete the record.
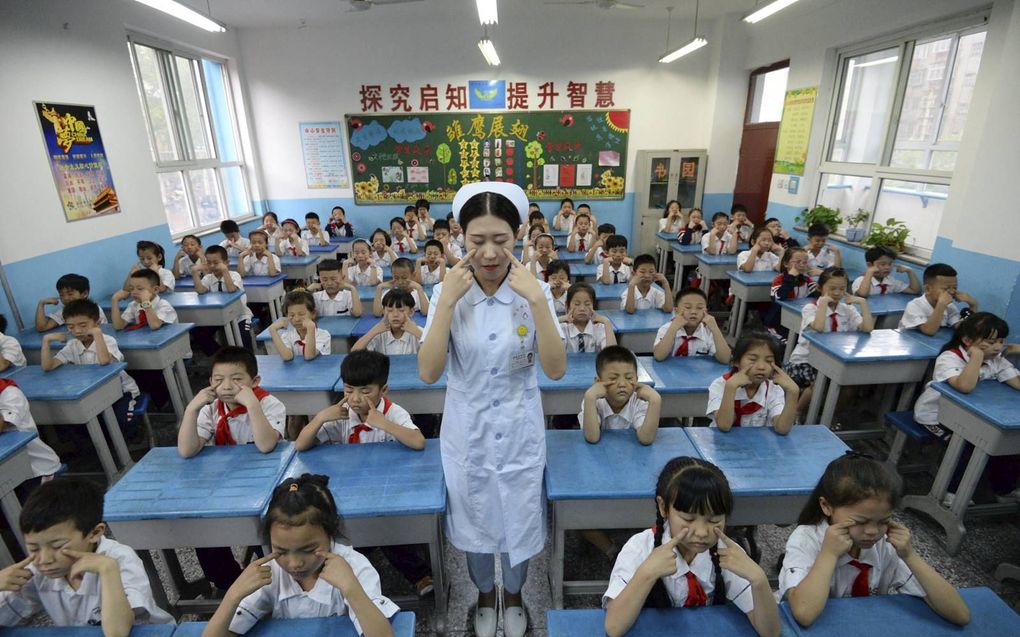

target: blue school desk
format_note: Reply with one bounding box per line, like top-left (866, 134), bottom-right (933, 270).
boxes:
top-left (655, 230), bottom-right (677, 272)
top-left (101, 292), bottom-right (245, 347)
top-left (330, 236), bottom-right (356, 259)
top-left (308, 243), bottom-right (339, 260)
top-left (336, 354), bottom-right (447, 414)
top-left (0, 431), bottom-right (36, 566)
top-left (556, 250), bottom-right (589, 263)
top-left (636, 355), bottom-right (730, 418)
top-left (860, 292), bottom-right (914, 329)
top-left (902, 381), bottom-right (1020, 555)
top-left (803, 329), bottom-right (937, 432)
top-left (536, 352), bottom-right (655, 416)
top-left (7, 363), bottom-right (131, 480)
top-left (548, 605), bottom-right (767, 637)
top-left (256, 354), bottom-right (342, 416)
top-left (103, 443), bottom-right (297, 611)
top-left (570, 262), bottom-right (598, 281)
top-left (544, 428), bottom-right (701, 608)
top-left (288, 442), bottom-right (447, 630)
top-left (279, 254), bottom-right (321, 281)
top-left (685, 425), bottom-right (848, 524)
top-left (898, 325), bottom-right (956, 354)
top-left (695, 252), bottom-right (739, 284)
top-left (255, 316), bottom-right (360, 354)
top-left (602, 308), bottom-right (669, 354)
top-left (671, 244), bottom-right (702, 290)
top-left (241, 274), bottom-right (288, 320)
top-left (726, 270), bottom-right (778, 340)
top-left (0, 625), bottom-right (178, 637)
top-left (780, 586), bottom-right (1020, 636)
top-left (593, 282), bottom-right (628, 310)
top-left (173, 613), bottom-right (417, 637)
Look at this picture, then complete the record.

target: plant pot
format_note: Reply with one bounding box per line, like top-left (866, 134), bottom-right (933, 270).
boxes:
top-left (845, 227), bottom-right (865, 242)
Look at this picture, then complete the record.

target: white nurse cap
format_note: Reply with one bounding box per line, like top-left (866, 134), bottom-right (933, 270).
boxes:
top-left (451, 181), bottom-right (529, 224)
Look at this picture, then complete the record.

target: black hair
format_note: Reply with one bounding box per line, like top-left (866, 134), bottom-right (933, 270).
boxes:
top-left (263, 474), bottom-right (343, 543)
top-left (181, 234), bottom-right (202, 246)
top-left (381, 288), bottom-right (416, 309)
top-left (528, 202), bottom-right (540, 211)
top-left (807, 223), bottom-right (830, 238)
top-left (424, 239), bottom-right (444, 254)
top-left (0, 314), bottom-right (6, 333)
top-left (675, 287), bottom-right (708, 304)
top-left (204, 245), bottom-right (229, 261)
top-left (212, 345), bottom-right (259, 377)
top-left (662, 200), bottom-right (681, 218)
top-left (56, 273), bottom-right (90, 295)
top-left (284, 290), bottom-right (316, 315)
top-left (574, 212), bottom-right (591, 223)
top-left (392, 257), bottom-right (414, 272)
top-left (404, 206), bottom-right (416, 215)
top-left (577, 203), bottom-right (591, 212)
top-left (632, 254), bottom-right (656, 270)
top-left (528, 225), bottom-right (545, 241)
top-left (730, 331), bottom-right (782, 367)
top-left (595, 345), bottom-right (638, 375)
top-left (331, 205), bottom-right (345, 214)
top-left (352, 238), bottom-right (371, 252)
top-left (942, 311), bottom-right (1010, 354)
top-left (798, 453), bottom-right (902, 525)
top-left (415, 198), bottom-right (430, 210)
top-left (546, 259), bottom-right (571, 279)
top-left (62, 299), bottom-right (101, 323)
top-left (711, 211), bottom-right (729, 223)
top-left (817, 267), bottom-right (849, 290)
top-left (282, 218), bottom-right (301, 231)
top-left (341, 349), bottom-right (389, 387)
top-left (647, 456), bottom-right (733, 608)
top-left (923, 263), bottom-right (957, 284)
top-left (598, 223), bottom-right (616, 235)
top-left (432, 219), bottom-right (450, 232)
top-left (534, 233), bottom-right (555, 248)
top-left (20, 477), bottom-right (104, 535)
top-left (864, 246), bottom-right (897, 264)
top-left (528, 210), bottom-right (546, 223)
top-left (446, 212), bottom-right (455, 220)
top-left (764, 217), bottom-right (780, 226)
top-left (605, 235), bottom-right (628, 251)
top-left (370, 229), bottom-right (392, 246)
top-left (263, 211), bottom-right (279, 222)
top-left (249, 229), bottom-right (269, 242)
top-left (220, 220), bottom-right (241, 234)
top-left (317, 259), bottom-right (341, 274)
top-left (390, 216), bottom-right (408, 230)
top-left (749, 227), bottom-right (773, 244)
top-left (305, 211), bottom-right (320, 221)
top-left (730, 203), bottom-right (748, 215)
top-left (560, 197), bottom-right (574, 207)
top-left (779, 246), bottom-right (808, 270)
top-left (566, 282), bottom-right (596, 307)
top-left (129, 269), bottom-right (161, 288)
top-left (459, 192), bottom-right (522, 237)
top-left (137, 240), bottom-right (166, 266)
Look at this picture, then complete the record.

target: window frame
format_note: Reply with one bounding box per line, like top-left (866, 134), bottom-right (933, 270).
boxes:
top-left (813, 9), bottom-right (990, 260)
top-left (127, 34), bottom-right (256, 239)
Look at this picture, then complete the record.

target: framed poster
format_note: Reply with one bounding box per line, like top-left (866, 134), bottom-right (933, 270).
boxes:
top-left (773, 87), bottom-right (818, 176)
top-left (299, 121), bottom-right (350, 189)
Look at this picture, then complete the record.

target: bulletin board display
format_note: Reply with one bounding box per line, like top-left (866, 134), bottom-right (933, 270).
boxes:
top-left (346, 109), bottom-right (630, 204)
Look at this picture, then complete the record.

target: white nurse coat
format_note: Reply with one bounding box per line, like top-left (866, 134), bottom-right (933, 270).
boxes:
top-left (422, 276), bottom-right (560, 566)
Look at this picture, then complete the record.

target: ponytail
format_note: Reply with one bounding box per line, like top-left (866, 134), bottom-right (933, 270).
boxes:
top-left (262, 473), bottom-right (344, 543)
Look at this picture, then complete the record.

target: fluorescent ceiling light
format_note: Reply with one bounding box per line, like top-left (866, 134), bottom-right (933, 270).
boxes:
top-left (743, 0), bottom-right (802, 24)
top-left (478, 39), bottom-right (501, 66)
top-left (132, 0), bottom-right (226, 32)
top-left (476, 0), bottom-right (498, 25)
top-left (659, 37), bottom-right (707, 63)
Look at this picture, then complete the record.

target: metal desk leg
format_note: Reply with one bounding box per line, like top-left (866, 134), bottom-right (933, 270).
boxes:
top-left (175, 359), bottom-right (195, 402)
top-left (230, 320), bottom-right (244, 348)
top-left (806, 374), bottom-right (828, 424)
top-left (223, 323), bottom-right (237, 347)
top-left (902, 434), bottom-right (967, 551)
top-left (896, 382), bottom-right (918, 411)
top-left (87, 416), bottom-right (119, 480)
top-left (783, 332), bottom-right (798, 365)
top-left (162, 366), bottom-right (186, 421)
top-left (0, 493), bottom-right (26, 552)
top-left (820, 380), bottom-right (841, 427)
top-left (673, 262), bottom-right (683, 291)
top-left (549, 503), bottom-right (565, 609)
top-left (946, 447), bottom-right (989, 555)
top-left (102, 406), bottom-right (134, 470)
top-left (429, 514), bottom-right (448, 634)
top-left (269, 298), bottom-right (281, 322)
top-left (0, 539), bottom-right (14, 568)
top-left (140, 550), bottom-right (174, 618)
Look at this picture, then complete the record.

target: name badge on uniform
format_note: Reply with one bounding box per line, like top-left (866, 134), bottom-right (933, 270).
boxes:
top-left (510, 322), bottom-right (535, 371)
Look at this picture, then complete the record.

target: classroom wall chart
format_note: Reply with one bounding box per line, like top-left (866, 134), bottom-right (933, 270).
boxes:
top-left (299, 121), bottom-right (350, 189)
top-left (34, 102), bottom-right (120, 222)
top-left (346, 109), bottom-right (629, 204)
top-left (773, 87), bottom-right (818, 176)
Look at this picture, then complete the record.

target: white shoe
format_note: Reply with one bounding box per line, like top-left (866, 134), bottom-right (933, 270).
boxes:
top-left (942, 492), bottom-right (975, 508)
top-left (474, 604), bottom-right (497, 637)
top-left (504, 604), bottom-right (528, 637)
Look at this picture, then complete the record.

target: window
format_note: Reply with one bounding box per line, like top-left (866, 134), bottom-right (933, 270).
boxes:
top-left (817, 13), bottom-right (987, 257)
top-left (747, 64), bottom-right (789, 124)
top-left (129, 39), bottom-right (253, 236)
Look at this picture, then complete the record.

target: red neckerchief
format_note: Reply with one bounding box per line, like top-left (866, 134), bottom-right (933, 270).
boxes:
top-left (126, 308), bottom-right (148, 331)
top-left (949, 347), bottom-right (966, 361)
top-left (811, 300), bottom-right (840, 332)
top-left (214, 387), bottom-right (271, 446)
top-left (722, 368), bottom-right (767, 426)
top-left (848, 559), bottom-right (872, 597)
top-left (675, 334), bottom-right (697, 356)
top-left (649, 523), bottom-right (708, 607)
top-left (0, 378), bottom-right (18, 393)
top-left (348, 397), bottom-right (393, 444)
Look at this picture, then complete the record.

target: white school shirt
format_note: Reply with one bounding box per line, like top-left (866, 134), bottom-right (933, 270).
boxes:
top-left (391, 235), bottom-right (416, 253)
top-left (571, 232), bottom-right (595, 252)
top-left (598, 262), bottom-right (632, 284)
top-left (121, 296), bottom-right (178, 326)
top-left (736, 250), bottom-right (780, 272)
top-left (195, 394), bottom-right (287, 444)
top-left (242, 253), bottom-right (281, 276)
top-left (176, 254), bottom-right (201, 277)
top-left (347, 263), bottom-right (383, 286)
top-left (604, 525), bottom-right (755, 613)
top-left (47, 304), bottom-right (108, 326)
top-left (364, 329), bottom-right (419, 355)
top-left (56, 335), bottom-right (140, 398)
top-left (562, 320), bottom-right (609, 353)
top-left (301, 229), bottom-right (329, 247)
top-left (654, 321), bottom-right (717, 358)
top-left (278, 236), bottom-right (309, 256)
top-left (0, 384), bottom-right (62, 477)
top-left (577, 392), bottom-right (648, 431)
top-left (706, 376), bottom-right (785, 428)
top-left (371, 250), bottom-right (394, 269)
top-left (445, 241), bottom-right (464, 259)
top-left (778, 521), bottom-right (927, 601)
top-left (734, 223), bottom-right (753, 244)
top-left (913, 348), bottom-right (1019, 425)
top-left (0, 537), bottom-right (174, 627)
top-left (558, 214), bottom-right (575, 233)
top-left (220, 237), bottom-right (251, 258)
top-left (621, 285), bottom-right (666, 311)
top-left (659, 217), bottom-right (684, 234)
top-left (552, 289), bottom-right (568, 315)
top-left (313, 289), bottom-right (354, 316)
top-left (852, 274), bottom-right (910, 296)
top-left (788, 301), bottom-right (864, 365)
top-left (449, 232), bottom-right (465, 250)
top-left (701, 231), bottom-right (735, 254)
top-left (420, 264), bottom-right (442, 285)
top-left (231, 541), bottom-right (398, 635)
top-left (807, 245), bottom-right (838, 271)
top-left (277, 327), bottom-right (331, 357)
top-left (200, 272), bottom-right (253, 321)
top-left (0, 333), bottom-right (26, 367)
top-left (898, 296), bottom-right (963, 330)
top-left (151, 267), bottom-right (175, 292)
top-left (316, 398), bottom-right (419, 445)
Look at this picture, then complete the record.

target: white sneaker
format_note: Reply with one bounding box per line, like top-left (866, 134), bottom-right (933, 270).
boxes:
top-left (941, 492), bottom-right (975, 508)
top-left (504, 604), bottom-right (528, 637)
top-left (474, 605), bottom-right (497, 637)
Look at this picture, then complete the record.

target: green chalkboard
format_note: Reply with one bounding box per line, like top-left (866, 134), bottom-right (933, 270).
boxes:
top-left (346, 109), bottom-right (629, 204)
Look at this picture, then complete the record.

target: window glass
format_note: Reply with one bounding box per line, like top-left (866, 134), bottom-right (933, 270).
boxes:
top-left (830, 48), bottom-right (899, 164)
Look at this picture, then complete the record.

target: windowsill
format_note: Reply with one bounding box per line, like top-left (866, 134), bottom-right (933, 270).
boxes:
top-left (792, 225), bottom-right (930, 265)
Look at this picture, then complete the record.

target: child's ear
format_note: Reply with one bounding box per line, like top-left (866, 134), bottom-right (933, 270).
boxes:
top-left (819, 497), bottom-right (834, 517)
top-left (85, 522), bottom-right (107, 545)
top-left (655, 495), bottom-right (667, 519)
top-left (252, 374), bottom-right (262, 387)
top-left (379, 383), bottom-right (389, 396)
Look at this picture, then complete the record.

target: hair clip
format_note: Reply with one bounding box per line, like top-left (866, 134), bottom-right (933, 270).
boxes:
top-left (288, 483), bottom-right (299, 492)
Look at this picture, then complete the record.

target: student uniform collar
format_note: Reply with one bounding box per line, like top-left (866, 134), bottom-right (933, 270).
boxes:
top-left (464, 276), bottom-right (514, 306)
top-left (736, 379), bottom-right (770, 404)
top-left (661, 521), bottom-right (716, 580)
top-left (350, 397), bottom-right (390, 424)
top-left (277, 563), bottom-right (336, 605)
top-left (571, 320), bottom-right (596, 337)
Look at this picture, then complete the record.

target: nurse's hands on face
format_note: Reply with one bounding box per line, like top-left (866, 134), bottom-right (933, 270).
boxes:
top-left (505, 249), bottom-right (546, 305)
top-left (439, 249), bottom-right (476, 305)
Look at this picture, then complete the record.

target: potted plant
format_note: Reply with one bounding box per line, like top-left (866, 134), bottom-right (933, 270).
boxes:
top-left (845, 209), bottom-right (870, 242)
top-left (795, 204), bottom-right (843, 233)
top-left (862, 217), bottom-right (910, 252)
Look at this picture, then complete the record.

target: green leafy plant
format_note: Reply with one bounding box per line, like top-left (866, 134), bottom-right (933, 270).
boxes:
top-left (863, 217), bottom-right (910, 251)
top-left (795, 204), bottom-right (843, 233)
top-left (846, 209), bottom-right (870, 228)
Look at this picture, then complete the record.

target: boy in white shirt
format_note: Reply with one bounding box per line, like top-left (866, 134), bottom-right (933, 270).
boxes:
top-left (237, 230), bottom-right (281, 277)
top-left (598, 235), bottom-right (632, 284)
top-left (560, 283), bottom-right (616, 353)
top-left (172, 234), bottom-right (205, 279)
top-left (737, 227), bottom-right (782, 272)
top-left (805, 223), bottom-right (841, 276)
top-left (431, 219), bottom-right (463, 264)
top-left (585, 223), bottom-right (617, 265)
top-left (898, 263), bottom-right (978, 336)
top-left (301, 212), bottom-right (330, 247)
top-left (372, 258), bottom-right (430, 317)
top-left (0, 376), bottom-right (62, 492)
top-left (276, 219), bottom-right (309, 257)
top-left (0, 478), bottom-right (173, 630)
top-left (579, 345), bottom-right (661, 445)
top-left (729, 204), bottom-right (753, 244)
top-left (307, 259), bottom-right (362, 317)
top-left (852, 246), bottom-right (919, 296)
top-left (547, 261), bottom-right (571, 315)
top-left (352, 289), bottom-right (421, 355)
top-left (268, 291), bottom-right (331, 361)
top-left (416, 240), bottom-right (447, 285)
top-left (343, 239), bottom-right (383, 287)
top-left (219, 220), bottom-right (251, 258)
top-left (111, 270), bottom-right (178, 331)
top-left (194, 245), bottom-right (254, 349)
top-left (0, 314), bottom-right (26, 371)
top-left (622, 255), bottom-right (674, 314)
top-left (653, 288), bottom-right (730, 364)
top-left (35, 273), bottom-right (107, 332)
top-left (566, 213), bottom-right (595, 253)
top-left (552, 197), bottom-right (575, 232)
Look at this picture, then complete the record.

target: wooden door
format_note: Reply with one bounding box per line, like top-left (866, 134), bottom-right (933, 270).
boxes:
top-left (732, 61), bottom-right (789, 225)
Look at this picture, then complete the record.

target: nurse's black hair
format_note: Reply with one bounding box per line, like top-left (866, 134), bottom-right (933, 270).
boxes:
top-left (941, 311), bottom-right (1009, 354)
top-left (647, 456), bottom-right (732, 608)
top-left (458, 192), bottom-right (521, 237)
top-left (797, 452), bottom-right (901, 525)
top-left (263, 474), bottom-right (344, 543)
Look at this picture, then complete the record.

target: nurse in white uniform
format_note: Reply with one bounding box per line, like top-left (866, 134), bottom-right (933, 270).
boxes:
top-left (419, 182), bottom-right (566, 637)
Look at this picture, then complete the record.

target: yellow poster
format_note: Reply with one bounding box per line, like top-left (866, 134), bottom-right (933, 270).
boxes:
top-left (773, 86), bottom-right (818, 176)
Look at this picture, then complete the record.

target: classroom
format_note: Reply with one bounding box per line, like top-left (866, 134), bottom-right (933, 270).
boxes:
top-left (1, 0), bottom-right (1019, 636)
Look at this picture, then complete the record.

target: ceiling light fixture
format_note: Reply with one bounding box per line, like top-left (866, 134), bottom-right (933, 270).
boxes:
top-left (478, 38), bottom-right (501, 66)
top-left (476, 0), bottom-right (498, 25)
top-left (659, 1), bottom-right (706, 63)
top-left (743, 0), bottom-right (802, 24)
top-left (132, 0), bottom-right (226, 32)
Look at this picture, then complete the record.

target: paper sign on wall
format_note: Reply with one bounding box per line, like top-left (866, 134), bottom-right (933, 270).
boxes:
top-left (300, 121), bottom-right (350, 189)
top-left (773, 87), bottom-right (818, 176)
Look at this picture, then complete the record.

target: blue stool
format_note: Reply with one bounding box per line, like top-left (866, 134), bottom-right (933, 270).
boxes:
top-left (128, 392), bottom-right (154, 449)
top-left (884, 410), bottom-right (937, 473)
